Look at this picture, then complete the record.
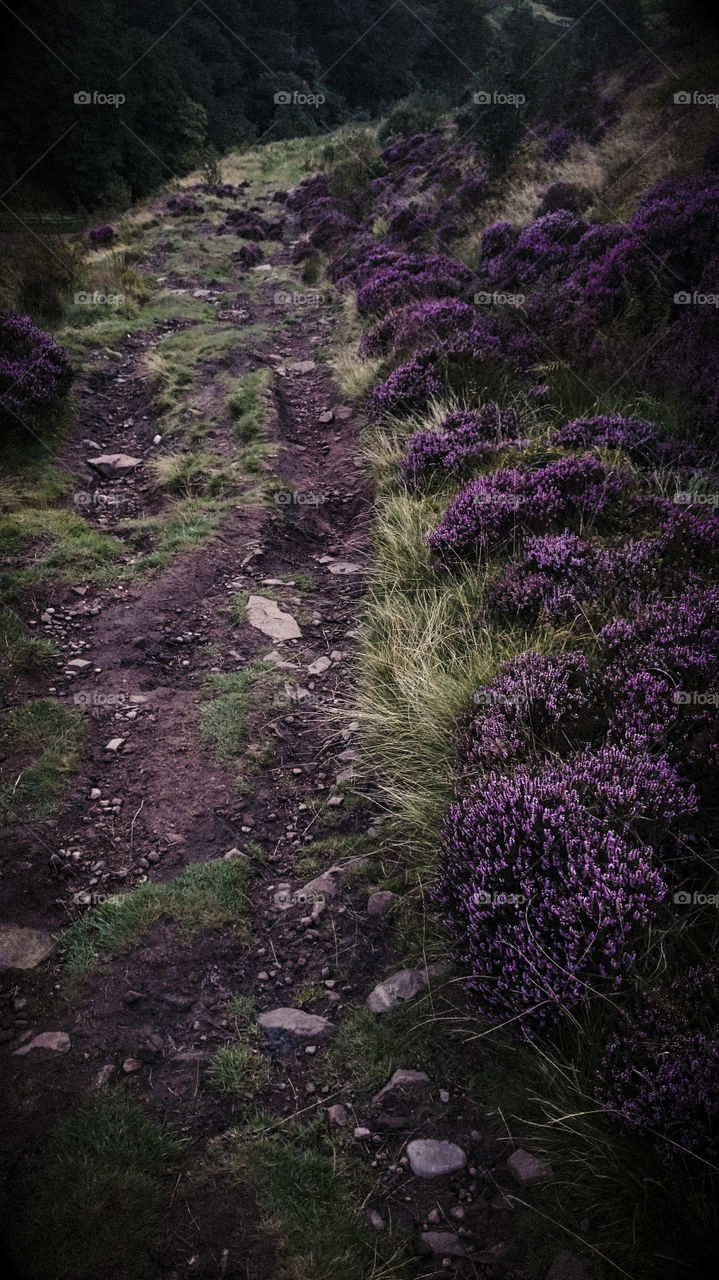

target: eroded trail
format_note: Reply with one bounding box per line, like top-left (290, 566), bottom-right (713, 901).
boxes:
top-left (1, 186), bottom-right (546, 1280)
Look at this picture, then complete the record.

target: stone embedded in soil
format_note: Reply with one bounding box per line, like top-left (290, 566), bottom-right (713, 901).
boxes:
top-left (246, 595), bottom-right (301, 641)
top-left (327, 1103), bottom-right (348, 1127)
top-left (104, 737), bottom-right (125, 752)
top-left (406, 1139), bottom-right (467, 1179)
top-left (86, 453), bottom-right (142, 478)
top-left (307, 655), bottom-right (331, 676)
top-left (372, 1068), bottom-right (431, 1107)
top-left (328, 561), bottom-right (364, 575)
top-left (257, 1008), bottom-right (334, 1039)
top-left (66, 658), bottom-right (91, 669)
top-left (419, 1232), bottom-right (465, 1257)
top-left (318, 409), bottom-right (334, 423)
top-left (287, 360), bottom-right (316, 374)
top-left (366, 967), bottom-right (435, 1013)
top-left (367, 891), bottom-right (398, 918)
top-left (366, 1209), bottom-right (384, 1231)
top-left (92, 1063), bottom-right (115, 1090)
top-left (13, 1031), bottom-right (71, 1056)
top-left (507, 1147), bottom-right (554, 1188)
top-left (0, 923), bottom-right (56, 971)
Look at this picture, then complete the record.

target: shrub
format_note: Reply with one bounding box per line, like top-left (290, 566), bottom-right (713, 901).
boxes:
top-left (366, 354), bottom-right (442, 421)
top-left (401, 404), bottom-right (523, 490)
top-left (87, 224), bottom-right (115, 248)
top-left (0, 311), bottom-right (73, 433)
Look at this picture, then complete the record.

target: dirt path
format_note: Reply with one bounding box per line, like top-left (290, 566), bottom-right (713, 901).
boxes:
top-left (0, 193), bottom-right (558, 1280)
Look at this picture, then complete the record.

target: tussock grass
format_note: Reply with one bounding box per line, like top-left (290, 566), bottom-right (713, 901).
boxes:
top-left (9, 1089), bottom-right (187, 1280)
top-left (0, 605), bottom-right (57, 682)
top-left (199, 661), bottom-right (279, 762)
top-left (0, 700), bottom-right (84, 822)
top-left (207, 1040), bottom-right (272, 1096)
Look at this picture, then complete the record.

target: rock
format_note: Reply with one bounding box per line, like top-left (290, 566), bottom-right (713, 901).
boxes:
top-left (419, 1232), bottom-right (465, 1257)
top-left (406, 1139), bottom-right (467, 1179)
top-left (372, 1069), bottom-right (431, 1107)
top-left (327, 1103), bottom-right (348, 1127)
top-left (449, 1206), bottom-right (465, 1221)
top-left (90, 788), bottom-right (101, 800)
top-left (0, 923), bottom-right (56, 971)
top-left (223, 847), bottom-right (248, 861)
top-left (92, 1063), bottom-right (115, 1089)
top-left (257, 1008), bottom-right (334, 1039)
top-left (307, 655), bottom-right (331, 676)
top-left (122, 1057), bottom-right (142, 1073)
top-left (14, 1031), bottom-right (70, 1056)
top-left (318, 409), bottom-right (334, 423)
top-left (354, 1127), bottom-right (372, 1140)
top-left (287, 360), bottom-right (315, 374)
top-left (546, 1249), bottom-right (595, 1280)
top-left (367, 891), bottom-right (397, 918)
top-left (104, 737), bottom-right (125, 752)
top-left (366, 967), bottom-right (433, 1013)
top-left (328, 561), bottom-right (364, 575)
top-left (366, 1209), bottom-right (384, 1231)
top-left (246, 595), bottom-right (301, 641)
top-left (335, 406), bottom-right (353, 421)
top-left (327, 795), bottom-right (343, 807)
top-left (66, 658), bottom-right (91, 669)
top-left (86, 453), bottom-right (141, 478)
top-left (507, 1147), bottom-right (554, 1188)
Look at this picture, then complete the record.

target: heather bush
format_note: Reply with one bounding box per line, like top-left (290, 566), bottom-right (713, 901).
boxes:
top-left (366, 355), bottom-right (442, 421)
top-left (401, 405), bottom-right (523, 490)
top-left (595, 970), bottom-right (719, 1164)
top-left (0, 311), bottom-right (73, 433)
top-left (356, 253), bottom-right (472, 316)
top-left (542, 126), bottom-right (581, 163)
top-left (234, 243), bottom-right (263, 268)
top-left (435, 746), bottom-right (695, 1029)
top-left (551, 413), bottom-right (706, 469)
top-left (359, 298), bottom-right (476, 359)
top-left (87, 224), bottom-right (115, 248)
top-left (165, 194), bottom-right (204, 216)
top-left (219, 209), bottom-right (283, 239)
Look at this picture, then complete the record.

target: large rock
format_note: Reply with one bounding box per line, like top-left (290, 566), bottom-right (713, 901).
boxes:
top-left (13, 1031), bottom-right (70, 1056)
top-left (0, 923), bottom-right (56, 971)
top-left (406, 1138), bottom-right (467, 1178)
top-left (247, 595), bottom-right (301, 641)
top-left (507, 1147), bottom-right (554, 1187)
top-left (257, 1008), bottom-right (334, 1039)
top-left (367, 891), bottom-right (397, 918)
top-left (86, 453), bottom-right (141, 478)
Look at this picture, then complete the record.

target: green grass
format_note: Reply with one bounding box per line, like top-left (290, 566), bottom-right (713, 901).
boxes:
top-left (0, 700), bottom-right (84, 822)
top-left (0, 605), bottom-right (57, 682)
top-left (208, 1113), bottom-right (411, 1280)
top-left (199, 661), bottom-right (278, 762)
top-left (226, 368), bottom-right (273, 442)
top-left (207, 1040), bottom-right (272, 1096)
top-left (60, 857), bottom-right (254, 989)
top-left (9, 1089), bottom-right (187, 1280)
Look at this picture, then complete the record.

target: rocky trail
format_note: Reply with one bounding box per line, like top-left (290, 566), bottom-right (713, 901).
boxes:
top-left (0, 188), bottom-right (575, 1280)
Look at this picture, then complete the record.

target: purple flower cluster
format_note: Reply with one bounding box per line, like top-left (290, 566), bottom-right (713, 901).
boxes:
top-left (428, 455), bottom-right (632, 563)
top-left (595, 971), bottom-right (719, 1163)
top-left (434, 745), bottom-right (694, 1029)
top-left (541, 126), bottom-right (582, 163)
top-left (165, 194), bottom-right (204, 216)
top-left (233, 243), bottom-right (264, 268)
top-left (365, 354), bottom-right (443, 421)
top-left (401, 405), bottom-right (524, 490)
top-left (219, 208), bottom-right (283, 240)
top-left (551, 414), bottom-right (706, 469)
top-left (356, 253), bottom-right (473, 316)
top-left (0, 311), bottom-right (73, 429)
top-left (360, 298), bottom-right (476, 359)
top-left (87, 224), bottom-right (115, 247)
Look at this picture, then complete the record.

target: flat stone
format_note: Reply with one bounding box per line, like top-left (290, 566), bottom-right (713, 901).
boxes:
top-left (287, 360), bottom-right (315, 374)
top-left (86, 453), bottom-right (141, 478)
top-left (246, 595), bottom-right (301, 641)
top-left (372, 1068), bottom-right (431, 1107)
top-left (328, 561), bottom-right (363, 575)
top-left (327, 1103), bottom-right (348, 1127)
top-left (406, 1139), bottom-right (467, 1178)
top-left (257, 1008), bottom-right (334, 1039)
top-left (419, 1232), bottom-right (465, 1257)
top-left (507, 1147), bottom-right (554, 1188)
top-left (66, 658), bottom-right (91, 669)
top-left (335, 406), bottom-right (353, 421)
top-left (14, 1031), bottom-right (70, 1056)
top-left (318, 409), bottom-right (334, 423)
top-left (122, 1057), bottom-right (142, 1073)
top-left (307, 655), bottom-right (331, 676)
top-left (0, 923), bottom-right (56, 971)
top-left (367, 891), bottom-right (398, 918)
top-left (92, 1063), bottom-right (115, 1089)
top-left (354, 1126), bottom-right (371, 1140)
top-left (366, 967), bottom-right (432, 1013)
top-left (104, 738), bottom-right (125, 752)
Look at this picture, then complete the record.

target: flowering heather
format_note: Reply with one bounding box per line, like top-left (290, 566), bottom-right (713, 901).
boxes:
top-left (401, 405), bottom-right (523, 490)
top-left (484, 532), bottom-right (608, 623)
top-left (536, 182), bottom-right (584, 216)
top-left (428, 455), bottom-right (632, 563)
top-left (366, 355), bottom-right (443, 421)
top-left (166, 194), bottom-right (204, 216)
top-left (219, 208), bottom-right (283, 240)
top-left (542, 126), bottom-right (581, 162)
top-left (234, 243), bottom-right (264, 268)
top-left (360, 298), bottom-right (476, 359)
top-left (595, 971), bottom-right (719, 1163)
top-left (435, 746), bottom-right (694, 1029)
top-left (551, 413), bottom-right (707, 469)
top-left (462, 650), bottom-right (595, 773)
top-left (87, 223), bottom-right (115, 247)
top-left (0, 311), bottom-right (73, 428)
top-left (356, 253), bottom-right (473, 316)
